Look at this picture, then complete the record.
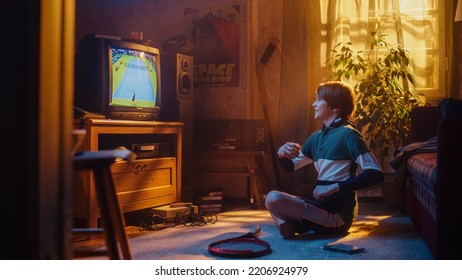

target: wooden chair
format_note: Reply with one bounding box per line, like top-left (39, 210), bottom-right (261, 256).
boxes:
top-left (73, 149), bottom-right (136, 260)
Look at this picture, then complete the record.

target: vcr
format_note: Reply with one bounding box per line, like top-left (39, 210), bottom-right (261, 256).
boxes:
top-left (131, 142), bottom-right (172, 159)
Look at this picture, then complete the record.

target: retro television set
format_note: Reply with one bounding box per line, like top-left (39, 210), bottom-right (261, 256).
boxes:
top-left (75, 34), bottom-right (161, 121)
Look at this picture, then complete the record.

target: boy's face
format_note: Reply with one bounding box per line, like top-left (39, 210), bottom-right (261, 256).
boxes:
top-left (312, 95), bottom-right (335, 120)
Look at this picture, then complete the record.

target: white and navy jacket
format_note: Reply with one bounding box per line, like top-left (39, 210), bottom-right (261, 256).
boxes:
top-left (279, 118), bottom-right (384, 221)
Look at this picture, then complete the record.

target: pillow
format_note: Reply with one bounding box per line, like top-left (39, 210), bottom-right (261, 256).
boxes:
top-left (438, 98), bottom-right (462, 119)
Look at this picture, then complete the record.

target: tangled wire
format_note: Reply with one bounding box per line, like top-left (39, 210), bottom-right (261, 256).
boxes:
top-left (141, 209), bottom-right (218, 231)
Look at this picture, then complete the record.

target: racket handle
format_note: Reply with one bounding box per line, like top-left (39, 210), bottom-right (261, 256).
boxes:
top-left (240, 225), bottom-right (262, 238)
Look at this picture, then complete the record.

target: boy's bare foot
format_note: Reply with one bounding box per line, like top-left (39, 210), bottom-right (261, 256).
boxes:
top-left (278, 221), bottom-right (296, 239)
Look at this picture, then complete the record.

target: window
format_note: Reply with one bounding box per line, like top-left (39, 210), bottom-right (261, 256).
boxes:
top-left (321, 0), bottom-right (447, 103)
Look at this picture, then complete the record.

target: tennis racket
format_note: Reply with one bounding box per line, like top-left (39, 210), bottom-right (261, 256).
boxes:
top-left (208, 225), bottom-right (272, 258)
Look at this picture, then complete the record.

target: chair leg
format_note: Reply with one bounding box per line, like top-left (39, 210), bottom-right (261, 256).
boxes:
top-left (93, 166), bottom-right (132, 260)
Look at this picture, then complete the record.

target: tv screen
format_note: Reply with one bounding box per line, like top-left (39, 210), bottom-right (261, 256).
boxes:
top-left (110, 47), bottom-right (158, 109)
top-left (75, 34), bottom-right (161, 121)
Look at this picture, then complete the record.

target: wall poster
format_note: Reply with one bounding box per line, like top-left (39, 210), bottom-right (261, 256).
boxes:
top-left (184, 5), bottom-right (240, 88)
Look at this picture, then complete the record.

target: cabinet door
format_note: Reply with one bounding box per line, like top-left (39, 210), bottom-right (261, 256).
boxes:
top-left (111, 157), bottom-right (177, 212)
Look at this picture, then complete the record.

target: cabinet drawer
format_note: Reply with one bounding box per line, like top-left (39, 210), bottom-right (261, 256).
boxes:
top-left (111, 157), bottom-right (176, 207)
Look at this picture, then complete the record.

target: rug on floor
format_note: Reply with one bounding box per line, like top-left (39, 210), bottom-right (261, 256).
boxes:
top-left (113, 203), bottom-right (433, 260)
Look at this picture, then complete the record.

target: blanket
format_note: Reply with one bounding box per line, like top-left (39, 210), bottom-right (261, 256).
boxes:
top-left (388, 137), bottom-right (438, 212)
top-left (389, 137), bottom-right (438, 171)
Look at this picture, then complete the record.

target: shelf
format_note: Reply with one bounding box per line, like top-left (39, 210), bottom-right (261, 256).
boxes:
top-left (73, 119), bottom-right (183, 227)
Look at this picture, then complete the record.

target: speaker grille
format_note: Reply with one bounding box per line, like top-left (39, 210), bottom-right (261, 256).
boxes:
top-left (176, 54), bottom-right (193, 101)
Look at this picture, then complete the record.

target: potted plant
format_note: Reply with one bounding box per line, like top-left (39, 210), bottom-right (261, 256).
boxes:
top-left (325, 29), bottom-right (427, 208)
top-left (326, 28), bottom-right (426, 168)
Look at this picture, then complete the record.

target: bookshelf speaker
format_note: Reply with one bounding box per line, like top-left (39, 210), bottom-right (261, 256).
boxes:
top-left (159, 53), bottom-right (194, 200)
top-left (159, 53), bottom-right (193, 121)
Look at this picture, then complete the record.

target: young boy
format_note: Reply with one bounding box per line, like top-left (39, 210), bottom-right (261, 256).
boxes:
top-left (265, 81), bottom-right (384, 238)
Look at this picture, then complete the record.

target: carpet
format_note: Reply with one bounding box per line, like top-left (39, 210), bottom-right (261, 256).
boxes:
top-left (94, 202), bottom-right (433, 260)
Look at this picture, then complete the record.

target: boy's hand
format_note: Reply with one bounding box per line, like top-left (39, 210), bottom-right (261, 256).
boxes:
top-left (313, 183), bottom-right (340, 200)
top-left (277, 142), bottom-right (302, 159)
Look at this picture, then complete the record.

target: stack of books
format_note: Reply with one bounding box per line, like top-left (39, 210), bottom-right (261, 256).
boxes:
top-left (195, 187), bottom-right (223, 214)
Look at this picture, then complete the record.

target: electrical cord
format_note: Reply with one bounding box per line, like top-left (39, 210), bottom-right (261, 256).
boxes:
top-left (141, 210), bottom-right (218, 231)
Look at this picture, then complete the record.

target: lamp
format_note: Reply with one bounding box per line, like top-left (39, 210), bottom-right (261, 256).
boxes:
top-left (456, 0), bottom-right (462, 22)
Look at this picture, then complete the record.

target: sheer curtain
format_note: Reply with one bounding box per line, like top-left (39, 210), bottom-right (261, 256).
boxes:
top-left (319, 0), bottom-right (447, 103)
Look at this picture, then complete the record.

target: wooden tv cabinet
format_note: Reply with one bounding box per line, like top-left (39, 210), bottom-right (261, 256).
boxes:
top-left (73, 118), bottom-right (183, 227)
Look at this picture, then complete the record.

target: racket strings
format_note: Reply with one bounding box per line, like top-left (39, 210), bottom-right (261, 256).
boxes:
top-left (208, 227), bottom-right (273, 258)
top-left (213, 238), bottom-right (268, 252)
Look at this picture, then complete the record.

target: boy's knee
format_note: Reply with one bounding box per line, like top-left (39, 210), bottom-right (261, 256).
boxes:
top-left (264, 191), bottom-right (273, 209)
top-left (264, 190), bottom-right (282, 210)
